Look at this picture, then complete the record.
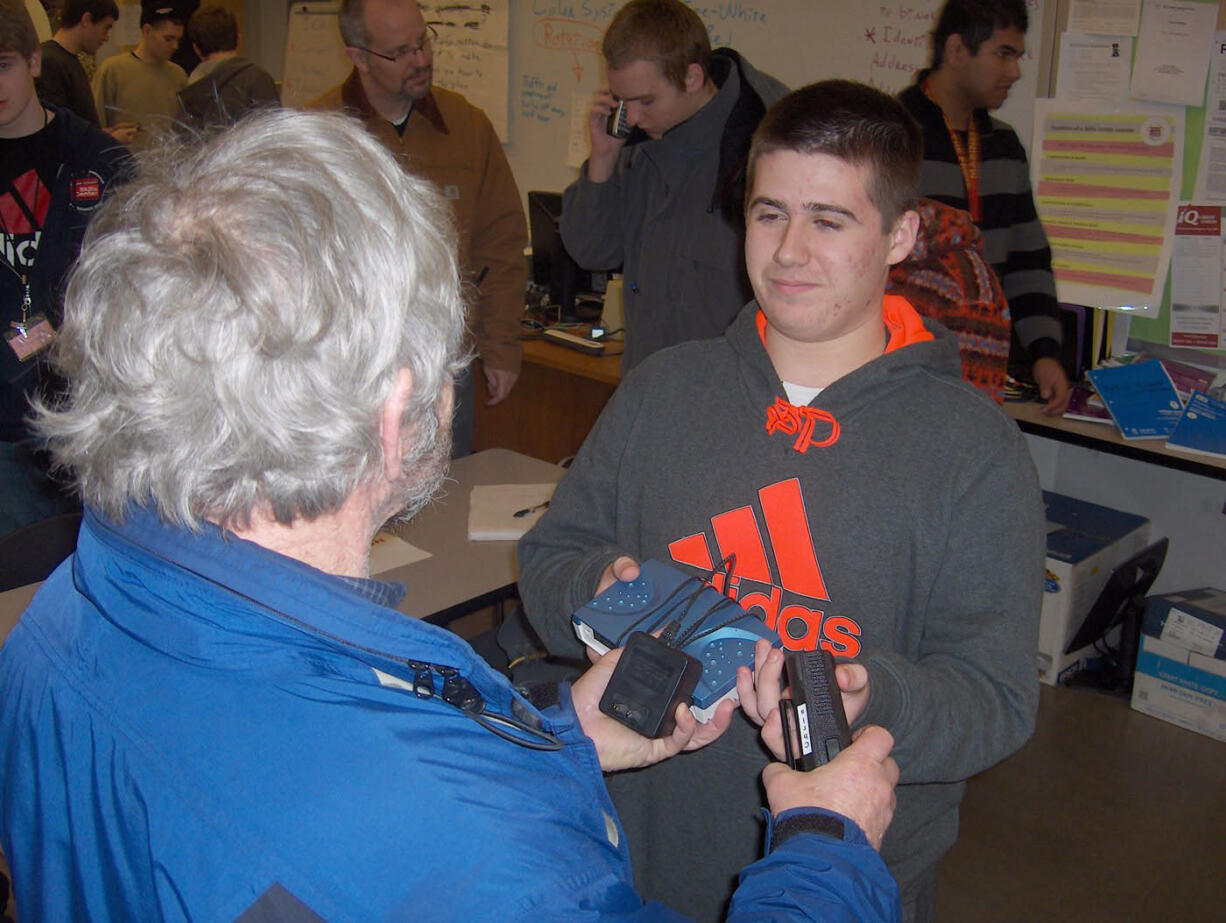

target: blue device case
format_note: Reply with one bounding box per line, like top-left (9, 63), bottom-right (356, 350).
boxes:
top-left (571, 559), bottom-right (781, 720)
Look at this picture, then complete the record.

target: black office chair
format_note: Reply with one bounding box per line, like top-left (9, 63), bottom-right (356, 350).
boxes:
top-left (0, 512), bottom-right (82, 592)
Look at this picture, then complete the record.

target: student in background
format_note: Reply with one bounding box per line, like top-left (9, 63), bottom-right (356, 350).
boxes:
top-left (899, 0), bottom-right (1071, 414)
top-left (561, 0), bottom-right (788, 371)
top-left (36, 0), bottom-right (136, 143)
top-left (92, 0), bottom-right (186, 148)
top-left (519, 81), bottom-right (1043, 923)
top-left (0, 0), bottom-right (128, 536)
top-left (178, 5), bottom-right (278, 130)
top-left (310, 0), bottom-right (527, 457)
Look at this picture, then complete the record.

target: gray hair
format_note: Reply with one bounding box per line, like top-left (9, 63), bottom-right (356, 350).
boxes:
top-left (36, 108), bottom-right (468, 529)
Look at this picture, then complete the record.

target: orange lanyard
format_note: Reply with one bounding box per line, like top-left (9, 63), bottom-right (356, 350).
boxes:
top-left (922, 80), bottom-right (980, 222)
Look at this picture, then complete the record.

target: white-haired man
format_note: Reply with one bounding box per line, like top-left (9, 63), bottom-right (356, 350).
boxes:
top-left (310, 0), bottom-right (526, 456)
top-left (0, 107), bottom-right (903, 920)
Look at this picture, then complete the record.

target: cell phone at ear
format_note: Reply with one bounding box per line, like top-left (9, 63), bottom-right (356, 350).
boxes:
top-left (606, 101), bottom-right (630, 139)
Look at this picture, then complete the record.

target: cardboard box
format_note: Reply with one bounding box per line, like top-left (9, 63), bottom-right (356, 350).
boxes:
top-left (1131, 589), bottom-right (1226, 742)
top-left (1037, 492), bottom-right (1150, 686)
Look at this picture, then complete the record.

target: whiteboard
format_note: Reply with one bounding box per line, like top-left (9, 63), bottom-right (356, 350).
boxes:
top-left (506, 0), bottom-right (1047, 198)
top-left (277, 1), bottom-right (1048, 199)
top-left (280, 0), bottom-right (512, 137)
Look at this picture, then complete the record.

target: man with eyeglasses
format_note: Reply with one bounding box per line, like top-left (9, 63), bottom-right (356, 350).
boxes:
top-left (899, 0), bottom-right (1071, 416)
top-left (310, 0), bottom-right (527, 457)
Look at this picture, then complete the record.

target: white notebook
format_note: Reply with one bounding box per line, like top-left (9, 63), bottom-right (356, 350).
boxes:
top-left (467, 484), bottom-right (557, 541)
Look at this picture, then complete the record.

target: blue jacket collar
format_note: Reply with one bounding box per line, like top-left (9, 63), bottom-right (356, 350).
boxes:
top-left (75, 506), bottom-right (477, 673)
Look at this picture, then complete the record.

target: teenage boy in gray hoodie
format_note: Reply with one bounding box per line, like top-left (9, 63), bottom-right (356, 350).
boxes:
top-left (520, 80), bottom-right (1044, 923)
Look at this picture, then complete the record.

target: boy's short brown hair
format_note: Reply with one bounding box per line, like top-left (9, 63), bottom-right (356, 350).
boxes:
top-left (601, 0), bottom-right (710, 89)
top-left (0, 0), bottom-right (39, 58)
top-left (747, 80), bottom-right (923, 231)
top-left (188, 5), bottom-right (239, 57)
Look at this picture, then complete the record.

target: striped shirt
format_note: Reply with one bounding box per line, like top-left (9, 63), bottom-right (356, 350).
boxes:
top-left (900, 77), bottom-right (1063, 362)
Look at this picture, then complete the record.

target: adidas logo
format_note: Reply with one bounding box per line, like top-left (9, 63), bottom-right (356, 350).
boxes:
top-left (668, 477), bottom-right (862, 657)
top-left (0, 170), bottom-right (50, 271)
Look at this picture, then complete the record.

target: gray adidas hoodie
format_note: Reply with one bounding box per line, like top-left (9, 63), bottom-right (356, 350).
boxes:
top-left (518, 298), bottom-right (1044, 921)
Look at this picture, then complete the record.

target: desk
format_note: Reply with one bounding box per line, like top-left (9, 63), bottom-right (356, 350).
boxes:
top-left (382, 447), bottom-right (565, 623)
top-left (936, 684), bottom-right (1225, 919)
top-left (0, 450), bottom-right (566, 644)
top-left (1006, 399), bottom-right (1226, 481)
top-left (473, 338), bottom-right (622, 462)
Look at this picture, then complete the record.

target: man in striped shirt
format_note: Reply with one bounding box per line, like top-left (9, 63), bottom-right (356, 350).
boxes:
top-left (900, 0), bottom-right (1071, 415)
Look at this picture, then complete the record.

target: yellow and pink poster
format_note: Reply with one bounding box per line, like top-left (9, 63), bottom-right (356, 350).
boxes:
top-left (1031, 100), bottom-right (1184, 317)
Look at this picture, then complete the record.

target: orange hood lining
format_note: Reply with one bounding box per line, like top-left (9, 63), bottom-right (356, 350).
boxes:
top-left (755, 294), bottom-right (934, 356)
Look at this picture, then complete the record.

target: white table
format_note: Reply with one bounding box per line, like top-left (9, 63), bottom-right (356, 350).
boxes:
top-left (382, 447), bottom-right (565, 624)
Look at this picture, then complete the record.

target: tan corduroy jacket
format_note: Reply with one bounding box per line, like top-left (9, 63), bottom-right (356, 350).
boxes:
top-left (310, 72), bottom-right (526, 373)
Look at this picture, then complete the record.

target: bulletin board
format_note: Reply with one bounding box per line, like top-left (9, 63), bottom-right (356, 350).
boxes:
top-left (1124, 0), bottom-right (1226, 357)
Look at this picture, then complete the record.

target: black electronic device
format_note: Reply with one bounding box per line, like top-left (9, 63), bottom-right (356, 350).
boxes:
top-left (780, 649), bottom-right (852, 770)
top-left (527, 190), bottom-right (601, 323)
top-left (573, 559), bottom-right (781, 722)
top-left (1064, 537), bottom-right (1169, 696)
top-left (599, 631), bottom-right (702, 738)
top-left (606, 100), bottom-right (630, 139)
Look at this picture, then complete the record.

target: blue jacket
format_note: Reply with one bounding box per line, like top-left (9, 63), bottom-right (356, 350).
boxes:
top-left (0, 507), bottom-right (898, 920)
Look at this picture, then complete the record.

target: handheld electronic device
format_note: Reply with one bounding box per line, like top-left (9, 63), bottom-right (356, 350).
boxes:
top-left (780, 649), bottom-right (852, 770)
top-left (599, 632), bottom-right (701, 738)
top-left (572, 558), bottom-right (781, 723)
top-left (542, 327), bottom-right (605, 355)
top-left (606, 100), bottom-right (630, 139)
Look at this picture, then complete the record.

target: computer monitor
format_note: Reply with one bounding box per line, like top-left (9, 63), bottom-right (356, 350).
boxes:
top-left (527, 190), bottom-right (601, 323)
top-left (1064, 537), bottom-right (1169, 695)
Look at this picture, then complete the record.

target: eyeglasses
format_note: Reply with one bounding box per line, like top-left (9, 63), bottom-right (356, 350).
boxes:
top-left (358, 24), bottom-right (438, 63)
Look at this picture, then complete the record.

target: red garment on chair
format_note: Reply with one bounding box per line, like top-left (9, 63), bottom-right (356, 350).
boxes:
top-left (888, 198), bottom-right (1010, 403)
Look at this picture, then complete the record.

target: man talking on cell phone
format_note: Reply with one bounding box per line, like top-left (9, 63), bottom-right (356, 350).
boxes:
top-left (560, 0), bottom-right (788, 371)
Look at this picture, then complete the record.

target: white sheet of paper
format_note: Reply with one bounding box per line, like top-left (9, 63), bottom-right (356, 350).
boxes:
top-left (1193, 33), bottom-right (1226, 204)
top-left (369, 532), bottom-right (431, 575)
top-left (1056, 34), bottom-right (1132, 102)
top-left (468, 483), bottom-right (557, 541)
top-left (567, 91), bottom-right (591, 169)
top-left (1068, 0), bottom-right (1142, 36)
top-left (425, 0), bottom-right (511, 141)
top-left (1170, 204), bottom-right (1226, 349)
top-left (1130, 0), bottom-right (1217, 106)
